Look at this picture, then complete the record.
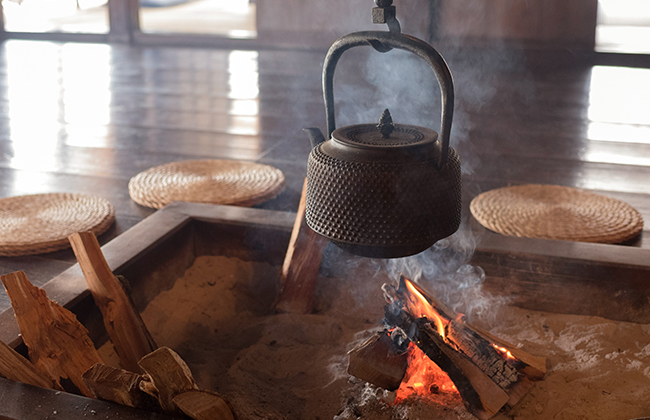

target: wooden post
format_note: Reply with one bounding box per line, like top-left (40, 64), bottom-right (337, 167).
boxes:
top-left (0, 339), bottom-right (60, 390)
top-left (69, 231), bottom-right (157, 374)
top-left (275, 178), bottom-right (329, 314)
top-left (0, 271), bottom-right (104, 398)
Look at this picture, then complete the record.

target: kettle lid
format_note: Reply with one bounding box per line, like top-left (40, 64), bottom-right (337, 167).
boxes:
top-left (331, 109), bottom-right (438, 150)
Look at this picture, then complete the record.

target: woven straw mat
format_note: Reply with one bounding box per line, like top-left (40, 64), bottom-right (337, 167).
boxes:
top-left (470, 184), bottom-right (643, 244)
top-left (128, 160), bottom-right (286, 209)
top-left (0, 193), bottom-right (115, 256)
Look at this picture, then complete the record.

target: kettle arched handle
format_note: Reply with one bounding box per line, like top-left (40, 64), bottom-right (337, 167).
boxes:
top-left (323, 31), bottom-right (454, 169)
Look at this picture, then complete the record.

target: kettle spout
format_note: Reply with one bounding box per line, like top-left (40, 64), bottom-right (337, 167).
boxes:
top-left (303, 127), bottom-right (326, 149)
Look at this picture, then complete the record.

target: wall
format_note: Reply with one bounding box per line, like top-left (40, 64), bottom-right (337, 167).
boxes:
top-left (256, 0), bottom-right (599, 50)
top-left (256, 0), bottom-right (431, 48)
top-left (436, 0), bottom-right (598, 48)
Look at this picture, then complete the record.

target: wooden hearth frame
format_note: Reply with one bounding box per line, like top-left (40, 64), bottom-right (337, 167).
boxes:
top-left (0, 202), bottom-right (649, 419)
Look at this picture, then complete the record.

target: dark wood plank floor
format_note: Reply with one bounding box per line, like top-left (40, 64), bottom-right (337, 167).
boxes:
top-left (1, 38), bottom-right (649, 312)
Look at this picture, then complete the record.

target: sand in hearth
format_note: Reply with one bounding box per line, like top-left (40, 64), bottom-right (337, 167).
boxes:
top-left (98, 255), bottom-right (650, 420)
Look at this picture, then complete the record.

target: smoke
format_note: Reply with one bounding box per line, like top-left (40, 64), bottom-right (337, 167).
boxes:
top-left (373, 227), bottom-right (511, 327)
top-left (332, 37), bottom-right (528, 176)
top-left (309, 2), bottom-right (536, 327)
top-left (323, 39), bottom-right (524, 326)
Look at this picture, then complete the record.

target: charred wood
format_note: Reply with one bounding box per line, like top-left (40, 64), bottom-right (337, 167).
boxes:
top-left (381, 275), bottom-right (547, 418)
top-left (384, 308), bottom-right (509, 419)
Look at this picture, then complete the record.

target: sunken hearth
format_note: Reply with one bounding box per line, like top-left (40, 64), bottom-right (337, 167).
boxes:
top-left (1, 204), bottom-right (649, 420)
top-left (101, 246), bottom-right (650, 420)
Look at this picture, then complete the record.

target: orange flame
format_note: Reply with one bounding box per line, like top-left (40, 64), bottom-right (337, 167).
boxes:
top-left (395, 342), bottom-right (458, 403)
top-left (491, 343), bottom-right (516, 361)
top-left (403, 278), bottom-right (448, 339)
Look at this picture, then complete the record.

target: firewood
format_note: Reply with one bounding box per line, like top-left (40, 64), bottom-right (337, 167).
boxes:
top-left (501, 376), bottom-right (535, 408)
top-left (275, 178), bottom-right (328, 314)
top-left (347, 330), bottom-right (408, 391)
top-left (415, 321), bottom-right (510, 420)
top-left (0, 271), bottom-right (104, 398)
top-left (69, 231), bottom-right (157, 374)
top-left (173, 389), bottom-right (237, 420)
top-left (469, 325), bottom-right (547, 380)
top-left (82, 363), bottom-right (159, 410)
top-left (394, 276), bottom-right (546, 381)
top-left (137, 347), bottom-right (198, 412)
top-left (382, 276), bottom-right (547, 419)
top-left (0, 339), bottom-right (60, 390)
top-left (139, 374), bottom-right (159, 399)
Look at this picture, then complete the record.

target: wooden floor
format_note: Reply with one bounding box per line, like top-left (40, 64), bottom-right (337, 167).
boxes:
top-left (0, 37), bottom-right (649, 309)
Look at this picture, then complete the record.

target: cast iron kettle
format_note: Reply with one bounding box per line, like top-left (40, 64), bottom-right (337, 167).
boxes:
top-left (305, 30), bottom-right (461, 259)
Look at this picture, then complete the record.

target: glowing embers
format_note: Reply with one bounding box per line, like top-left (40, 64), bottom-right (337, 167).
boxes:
top-left (491, 343), bottom-right (516, 362)
top-left (348, 275), bottom-right (547, 419)
top-left (394, 342), bottom-right (458, 403)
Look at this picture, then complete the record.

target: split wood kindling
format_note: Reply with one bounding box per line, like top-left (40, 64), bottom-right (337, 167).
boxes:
top-left (0, 231), bottom-right (236, 420)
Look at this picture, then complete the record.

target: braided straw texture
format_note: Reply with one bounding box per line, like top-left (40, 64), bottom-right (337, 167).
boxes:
top-left (470, 184), bottom-right (644, 244)
top-left (128, 159), bottom-right (286, 209)
top-left (0, 193), bottom-right (115, 256)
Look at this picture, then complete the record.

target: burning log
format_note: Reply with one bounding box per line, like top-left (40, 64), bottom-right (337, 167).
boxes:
top-left (397, 317), bottom-right (510, 418)
top-left (69, 231), bottom-right (157, 373)
top-left (0, 271), bottom-right (104, 398)
top-left (350, 275), bottom-right (546, 420)
top-left (275, 178), bottom-right (328, 314)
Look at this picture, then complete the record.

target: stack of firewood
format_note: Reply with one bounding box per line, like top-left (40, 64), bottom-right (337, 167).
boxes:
top-left (0, 231), bottom-right (236, 420)
top-left (347, 275), bottom-right (547, 420)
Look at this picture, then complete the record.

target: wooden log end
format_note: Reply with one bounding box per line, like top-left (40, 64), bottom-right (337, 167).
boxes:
top-left (82, 363), bottom-right (160, 411)
top-left (347, 331), bottom-right (407, 391)
top-left (138, 347), bottom-right (198, 412)
top-left (173, 389), bottom-right (237, 420)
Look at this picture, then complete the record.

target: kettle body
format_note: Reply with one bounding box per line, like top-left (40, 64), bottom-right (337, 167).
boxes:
top-left (305, 31), bottom-right (461, 258)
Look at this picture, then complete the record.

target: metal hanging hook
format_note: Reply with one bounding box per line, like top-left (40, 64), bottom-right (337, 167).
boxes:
top-left (370, 0), bottom-right (401, 52)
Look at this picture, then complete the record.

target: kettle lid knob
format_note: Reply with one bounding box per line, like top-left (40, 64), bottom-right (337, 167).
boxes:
top-left (377, 109), bottom-right (395, 138)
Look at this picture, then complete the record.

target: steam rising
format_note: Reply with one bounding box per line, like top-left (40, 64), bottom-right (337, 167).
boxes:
top-left (313, 3), bottom-right (529, 333)
top-left (333, 34), bottom-right (526, 176)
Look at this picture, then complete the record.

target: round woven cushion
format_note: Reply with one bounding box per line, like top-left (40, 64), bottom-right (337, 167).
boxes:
top-left (128, 160), bottom-right (286, 209)
top-left (470, 184), bottom-right (644, 244)
top-left (0, 193), bottom-right (115, 256)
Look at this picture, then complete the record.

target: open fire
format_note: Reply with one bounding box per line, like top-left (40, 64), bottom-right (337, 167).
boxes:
top-left (394, 342), bottom-right (458, 402)
top-left (348, 275), bottom-right (547, 420)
